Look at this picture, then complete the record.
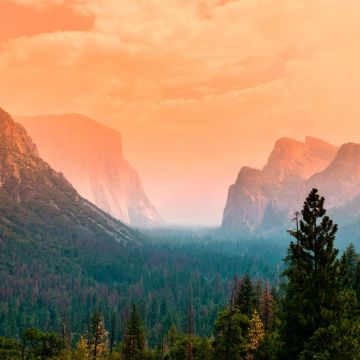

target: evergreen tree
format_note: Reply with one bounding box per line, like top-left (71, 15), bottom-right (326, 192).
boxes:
top-left (59, 312), bottom-right (71, 350)
top-left (212, 306), bottom-right (248, 360)
top-left (235, 274), bottom-right (254, 316)
top-left (259, 282), bottom-right (273, 331)
top-left (86, 309), bottom-right (109, 358)
top-left (22, 328), bottom-right (66, 359)
top-left (122, 304), bottom-right (147, 360)
top-left (299, 320), bottom-right (360, 360)
top-left (280, 189), bottom-right (343, 359)
top-left (340, 243), bottom-right (359, 289)
top-left (110, 312), bottom-right (116, 354)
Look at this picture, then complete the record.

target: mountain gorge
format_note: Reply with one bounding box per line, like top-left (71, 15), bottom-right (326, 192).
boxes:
top-left (17, 114), bottom-right (162, 227)
top-left (1, 106), bottom-right (280, 343)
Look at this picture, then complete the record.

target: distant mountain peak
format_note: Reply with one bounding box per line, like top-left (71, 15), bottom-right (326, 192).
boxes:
top-left (17, 113), bottom-right (163, 228)
top-left (334, 142), bottom-right (360, 160)
top-left (222, 136), bottom-right (338, 232)
top-left (262, 136), bottom-right (337, 182)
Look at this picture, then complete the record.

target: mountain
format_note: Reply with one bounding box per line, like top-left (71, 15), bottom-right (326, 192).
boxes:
top-left (17, 114), bottom-right (163, 227)
top-left (306, 143), bottom-right (360, 208)
top-left (222, 137), bottom-right (338, 232)
top-left (263, 136), bottom-right (338, 182)
top-left (0, 107), bottom-right (139, 245)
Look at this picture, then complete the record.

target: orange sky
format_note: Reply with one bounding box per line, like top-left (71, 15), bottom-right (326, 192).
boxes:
top-left (1, 0), bottom-right (360, 223)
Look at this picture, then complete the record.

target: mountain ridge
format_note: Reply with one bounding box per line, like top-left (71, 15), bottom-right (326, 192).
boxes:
top-left (0, 107), bottom-right (140, 246)
top-left (222, 136), bottom-right (340, 232)
top-left (17, 113), bottom-right (163, 228)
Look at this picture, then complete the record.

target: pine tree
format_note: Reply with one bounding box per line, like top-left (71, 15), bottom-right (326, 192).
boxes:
top-left (340, 243), bottom-right (359, 289)
top-left (212, 305), bottom-right (248, 360)
top-left (280, 189), bottom-right (343, 359)
top-left (121, 304), bottom-right (147, 360)
top-left (246, 309), bottom-right (265, 359)
top-left (235, 274), bottom-right (254, 316)
top-left (186, 301), bottom-right (195, 360)
top-left (259, 282), bottom-right (273, 331)
top-left (86, 309), bottom-right (109, 358)
top-left (110, 312), bottom-right (116, 353)
top-left (59, 312), bottom-right (71, 350)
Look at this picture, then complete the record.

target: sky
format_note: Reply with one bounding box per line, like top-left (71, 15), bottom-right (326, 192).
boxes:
top-left (1, 0), bottom-right (360, 224)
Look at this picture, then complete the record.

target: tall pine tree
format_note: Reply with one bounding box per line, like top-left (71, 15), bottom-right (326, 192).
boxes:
top-left (235, 274), bottom-right (254, 317)
top-left (86, 309), bottom-right (109, 358)
top-left (121, 304), bottom-right (147, 360)
top-left (280, 188), bottom-right (342, 359)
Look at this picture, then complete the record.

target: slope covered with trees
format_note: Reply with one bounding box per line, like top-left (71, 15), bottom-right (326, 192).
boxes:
top-left (1, 189), bottom-right (360, 359)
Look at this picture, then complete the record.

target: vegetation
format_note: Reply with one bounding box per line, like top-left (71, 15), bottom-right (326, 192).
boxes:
top-left (1, 189), bottom-right (360, 359)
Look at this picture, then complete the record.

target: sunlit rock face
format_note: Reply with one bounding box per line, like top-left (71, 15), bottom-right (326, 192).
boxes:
top-left (306, 143), bottom-right (360, 208)
top-left (17, 114), bottom-right (163, 228)
top-left (0, 106), bottom-right (139, 245)
top-left (222, 137), bottom-right (339, 233)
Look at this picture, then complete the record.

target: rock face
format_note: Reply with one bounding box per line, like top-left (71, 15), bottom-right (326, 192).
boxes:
top-left (263, 137), bottom-right (338, 181)
top-left (17, 114), bottom-right (163, 227)
top-left (306, 143), bottom-right (360, 208)
top-left (0, 107), bottom-right (139, 245)
top-left (222, 137), bottom-right (339, 232)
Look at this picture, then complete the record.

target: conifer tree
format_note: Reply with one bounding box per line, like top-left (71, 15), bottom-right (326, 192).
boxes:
top-left (110, 312), bottom-right (116, 353)
top-left (86, 309), bottom-right (109, 358)
top-left (259, 282), bottom-right (273, 331)
top-left (235, 274), bottom-right (254, 316)
top-left (280, 189), bottom-right (342, 359)
top-left (212, 305), bottom-right (248, 360)
top-left (122, 304), bottom-right (147, 360)
top-left (340, 243), bottom-right (359, 289)
top-left (186, 301), bottom-right (195, 360)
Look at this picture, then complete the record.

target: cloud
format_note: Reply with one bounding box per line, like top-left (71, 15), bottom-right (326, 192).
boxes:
top-left (12, 0), bottom-right (66, 6)
top-left (2, 0), bottom-right (360, 211)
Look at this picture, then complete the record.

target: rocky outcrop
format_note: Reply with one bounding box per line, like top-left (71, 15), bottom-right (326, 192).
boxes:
top-left (0, 106), bottom-right (139, 245)
top-left (222, 137), bottom-right (338, 232)
top-left (262, 136), bottom-right (338, 181)
top-left (306, 143), bottom-right (360, 208)
top-left (17, 114), bottom-right (163, 227)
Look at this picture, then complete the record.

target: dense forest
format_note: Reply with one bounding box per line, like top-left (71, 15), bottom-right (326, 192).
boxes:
top-left (1, 189), bottom-right (360, 359)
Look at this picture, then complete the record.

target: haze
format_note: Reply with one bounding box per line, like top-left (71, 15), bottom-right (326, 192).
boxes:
top-left (1, 0), bottom-right (360, 225)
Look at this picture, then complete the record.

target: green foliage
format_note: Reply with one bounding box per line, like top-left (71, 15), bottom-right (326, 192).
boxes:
top-left (86, 310), bottom-right (109, 358)
top-left (235, 273), bottom-right (255, 316)
top-left (212, 307), bottom-right (248, 360)
top-left (22, 328), bottom-right (66, 359)
top-left (280, 189), bottom-right (344, 359)
top-left (162, 332), bottom-right (212, 360)
top-left (0, 336), bottom-right (21, 359)
top-left (121, 305), bottom-right (147, 360)
top-left (2, 188), bottom-right (360, 359)
top-left (299, 320), bottom-right (360, 360)
top-left (0, 224), bottom-right (282, 345)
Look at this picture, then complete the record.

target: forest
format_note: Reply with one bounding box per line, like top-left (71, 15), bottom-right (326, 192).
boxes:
top-left (1, 189), bottom-right (360, 359)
